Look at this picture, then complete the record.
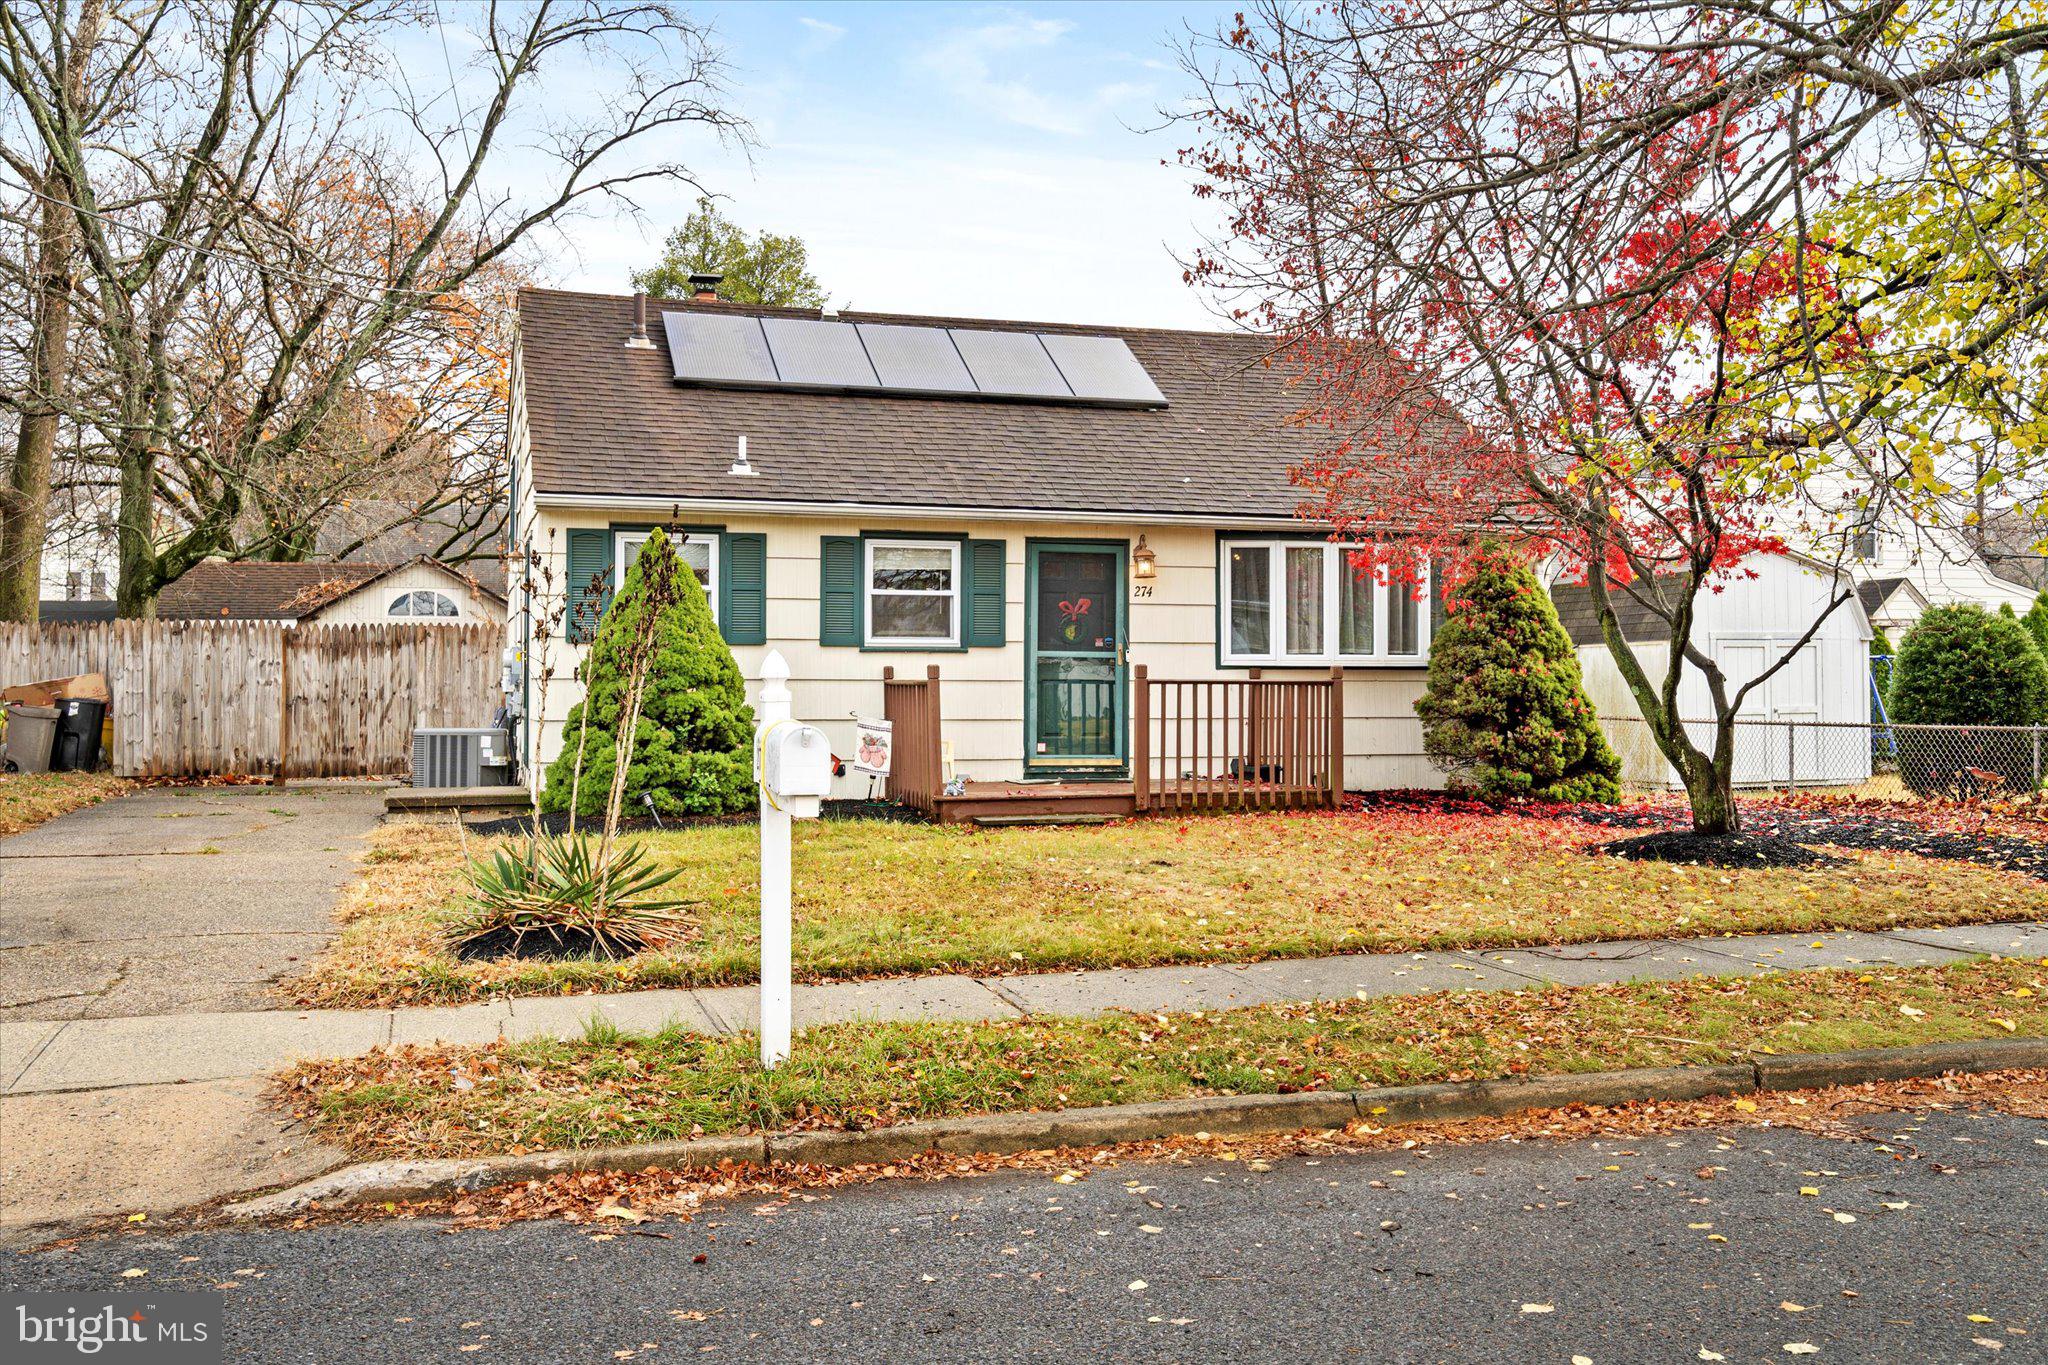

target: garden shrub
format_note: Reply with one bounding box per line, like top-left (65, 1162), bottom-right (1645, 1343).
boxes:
top-left (1415, 543), bottom-right (1622, 803)
top-left (541, 527), bottom-right (755, 817)
top-left (1887, 603), bottom-right (2048, 796)
top-left (2023, 590), bottom-right (2048, 660)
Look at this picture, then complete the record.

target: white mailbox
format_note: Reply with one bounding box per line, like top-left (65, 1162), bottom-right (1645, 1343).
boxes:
top-left (760, 721), bottom-right (832, 817)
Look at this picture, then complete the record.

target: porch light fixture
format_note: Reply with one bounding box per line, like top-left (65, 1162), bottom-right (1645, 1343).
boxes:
top-left (1132, 535), bottom-right (1157, 580)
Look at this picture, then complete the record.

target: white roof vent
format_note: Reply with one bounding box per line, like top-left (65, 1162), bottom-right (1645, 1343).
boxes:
top-left (729, 433), bottom-right (756, 477)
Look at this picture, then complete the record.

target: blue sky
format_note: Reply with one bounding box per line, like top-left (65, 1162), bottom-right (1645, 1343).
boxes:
top-left (535, 2), bottom-right (1238, 328)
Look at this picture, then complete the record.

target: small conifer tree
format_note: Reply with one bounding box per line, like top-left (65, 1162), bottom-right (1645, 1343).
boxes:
top-left (1415, 544), bottom-right (1623, 803)
top-left (542, 527), bottom-right (755, 818)
top-left (2022, 589), bottom-right (2048, 661)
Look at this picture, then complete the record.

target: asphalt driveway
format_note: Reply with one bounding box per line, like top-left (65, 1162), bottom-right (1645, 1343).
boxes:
top-left (0, 784), bottom-right (386, 1020)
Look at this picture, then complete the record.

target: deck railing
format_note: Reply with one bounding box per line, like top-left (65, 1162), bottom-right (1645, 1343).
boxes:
top-left (882, 664), bottom-right (944, 814)
top-left (1133, 665), bottom-right (1343, 812)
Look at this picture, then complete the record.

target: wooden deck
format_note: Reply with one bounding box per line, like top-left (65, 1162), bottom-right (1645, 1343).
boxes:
top-left (930, 779), bottom-right (1137, 825)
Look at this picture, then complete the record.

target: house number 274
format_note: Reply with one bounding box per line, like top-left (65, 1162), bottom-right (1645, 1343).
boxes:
top-left (1131, 583), bottom-right (1154, 598)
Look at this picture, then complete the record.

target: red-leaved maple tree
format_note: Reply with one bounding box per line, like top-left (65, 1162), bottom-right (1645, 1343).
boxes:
top-left (1172, 0), bottom-right (2047, 833)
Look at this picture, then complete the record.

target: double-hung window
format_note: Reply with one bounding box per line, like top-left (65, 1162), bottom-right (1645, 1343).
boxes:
top-left (1221, 540), bottom-right (1432, 665)
top-left (864, 539), bottom-right (960, 647)
top-left (615, 529), bottom-right (717, 626)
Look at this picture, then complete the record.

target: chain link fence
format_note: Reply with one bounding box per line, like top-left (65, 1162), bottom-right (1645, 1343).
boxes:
top-left (1600, 715), bottom-right (2048, 801)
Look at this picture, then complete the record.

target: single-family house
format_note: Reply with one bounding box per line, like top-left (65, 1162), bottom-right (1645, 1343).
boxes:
top-left (34, 556), bottom-right (507, 626)
top-left (1853, 520), bottom-right (2036, 629)
top-left (505, 287), bottom-right (1454, 819)
top-left (1546, 551), bottom-right (1874, 789)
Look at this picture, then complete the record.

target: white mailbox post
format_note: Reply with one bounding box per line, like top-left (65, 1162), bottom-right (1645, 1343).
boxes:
top-left (754, 651), bottom-right (832, 1069)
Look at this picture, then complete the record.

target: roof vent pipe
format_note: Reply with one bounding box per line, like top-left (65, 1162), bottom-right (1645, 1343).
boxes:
top-left (729, 434), bottom-right (756, 477)
top-left (624, 291), bottom-right (655, 349)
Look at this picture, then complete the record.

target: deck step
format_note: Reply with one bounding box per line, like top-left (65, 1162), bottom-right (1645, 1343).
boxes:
top-left (970, 812), bottom-right (1121, 828)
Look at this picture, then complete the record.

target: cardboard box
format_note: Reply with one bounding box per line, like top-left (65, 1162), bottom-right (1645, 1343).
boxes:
top-left (0, 672), bottom-right (110, 708)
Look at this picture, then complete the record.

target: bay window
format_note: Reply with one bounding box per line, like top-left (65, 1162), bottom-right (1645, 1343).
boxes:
top-left (1220, 540), bottom-right (1433, 665)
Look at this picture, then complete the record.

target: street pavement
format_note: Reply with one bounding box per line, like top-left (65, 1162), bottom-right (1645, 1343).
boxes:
top-left (8, 1103), bottom-right (2043, 1362)
top-left (0, 784), bottom-right (385, 1021)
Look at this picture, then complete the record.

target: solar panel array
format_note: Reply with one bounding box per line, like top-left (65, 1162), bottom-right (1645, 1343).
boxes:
top-left (661, 312), bottom-right (1168, 408)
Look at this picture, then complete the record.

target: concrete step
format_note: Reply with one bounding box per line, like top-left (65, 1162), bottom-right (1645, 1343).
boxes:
top-left (971, 813), bottom-right (1120, 828)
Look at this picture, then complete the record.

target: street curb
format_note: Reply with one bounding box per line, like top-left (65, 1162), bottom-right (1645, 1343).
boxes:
top-left (224, 1036), bottom-right (2047, 1220)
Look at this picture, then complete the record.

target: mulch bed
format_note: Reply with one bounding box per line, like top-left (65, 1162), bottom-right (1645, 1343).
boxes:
top-left (1352, 788), bottom-right (2047, 880)
top-left (1600, 829), bottom-right (1842, 869)
top-left (1574, 804), bottom-right (2048, 880)
top-left (451, 928), bottom-right (626, 962)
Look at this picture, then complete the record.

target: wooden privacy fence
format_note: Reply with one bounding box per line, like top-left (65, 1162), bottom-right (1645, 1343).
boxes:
top-left (882, 664), bottom-right (944, 814)
top-left (1133, 664), bottom-right (1343, 812)
top-left (1, 620), bottom-right (502, 778)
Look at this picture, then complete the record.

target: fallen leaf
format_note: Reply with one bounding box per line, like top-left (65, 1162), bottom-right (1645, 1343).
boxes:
top-left (1833, 1212), bottom-right (1857, 1224)
top-left (594, 1205), bottom-right (648, 1225)
top-left (1699, 1353), bottom-right (1726, 1362)
top-left (1968, 1315), bottom-right (1995, 1324)
top-left (120, 1269), bottom-right (146, 1279)
top-left (1783, 1345), bottom-right (1820, 1356)
top-left (1781, 1302), bottom-right (1807, 1312)
top-left (1521, 1303), bottom-right (1554, 1314)
top-left (1898, 1004), bottom-right (1925, 1018)
top-left (1799, 1187), bottom-right (1820, 1197)
top-left (1128, 1280), bottom-right (1147, 1292)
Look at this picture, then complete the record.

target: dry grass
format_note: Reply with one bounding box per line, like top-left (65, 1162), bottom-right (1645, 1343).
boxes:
top-left (0, 770), bottom-right (130, 837)
top-left (289, 806), bottom-right (2048, 1007)
top-left (282, 958), bottom-right (2048, 1158)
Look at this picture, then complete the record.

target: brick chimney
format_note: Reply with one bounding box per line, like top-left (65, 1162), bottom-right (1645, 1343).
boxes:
top-left (687, 272), bottom-right (724, 303)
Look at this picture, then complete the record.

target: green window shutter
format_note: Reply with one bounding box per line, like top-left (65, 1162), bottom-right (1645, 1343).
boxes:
top-left (564, 528), bottom-right (615, 643)
top-left (819, 536), bottom-right (862, 646)
top-left (964, 538), bottom-right (1006, 648)
top-left (1428, 555), bottom-right (1448, 645)
top-left (719, 533), bottom-right (767, 645)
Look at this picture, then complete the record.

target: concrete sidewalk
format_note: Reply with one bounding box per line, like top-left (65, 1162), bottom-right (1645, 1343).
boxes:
top-left (5, 918), bottom-right (2043, 1097)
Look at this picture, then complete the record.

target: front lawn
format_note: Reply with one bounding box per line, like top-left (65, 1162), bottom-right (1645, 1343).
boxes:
top-left (283, 958), bottom-right (2048, 1158)
top-left (0, 770), bottom-right (129, 837)
top-left (291, 805), bottom-right (2047, 1007)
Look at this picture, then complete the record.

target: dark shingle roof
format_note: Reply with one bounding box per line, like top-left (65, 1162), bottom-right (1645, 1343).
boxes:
top-left (37, 599), bottom-right (118, 623)
top-left (1544, 579), bottom-right (1678, 647)
top-left (1857, 577), bottom-right (1913, 618)
top-left (518, 288), bottom-right (1413, 519)
top-left (151, 557), bottom-right (507, 621)
top-left (154, 561), bottom-right (388, 620)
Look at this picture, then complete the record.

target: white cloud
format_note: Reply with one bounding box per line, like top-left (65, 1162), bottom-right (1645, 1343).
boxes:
top-left (796, 15), bottom-right (847, 52)
top-left (913, 13), bottom-right (1086, 135)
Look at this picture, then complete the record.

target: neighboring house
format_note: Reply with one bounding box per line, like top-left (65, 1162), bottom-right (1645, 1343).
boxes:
top-left (1853, 520), bottom-right (2036, 629)
top-left (506, 287), bottom-right (1453, 799)
top-left (37, 556), bottom-right (506, 625)
top-left (1856, 577), bottom-right (1929, 637)
top-left (1547, 551), bottom-right (1874, 789)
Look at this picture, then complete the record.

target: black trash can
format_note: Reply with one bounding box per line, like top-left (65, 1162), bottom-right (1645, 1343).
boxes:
top-left (51, 697), bottom-right (107, 772)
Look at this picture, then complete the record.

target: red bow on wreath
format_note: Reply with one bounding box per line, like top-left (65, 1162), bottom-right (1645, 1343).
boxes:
top-left (1057, 597), bottom-right (1092, 623)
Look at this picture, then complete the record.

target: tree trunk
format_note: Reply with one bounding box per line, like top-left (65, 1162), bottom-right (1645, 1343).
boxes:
top-left (0, 173), bottom-right (74, 619)
top-left (0, 0), bottom-right (101, 620)
top-left (1677, 756), bottom-right (1741, 835)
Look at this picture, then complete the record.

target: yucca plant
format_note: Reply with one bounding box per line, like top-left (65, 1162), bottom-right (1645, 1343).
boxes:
top-left (449, 832), bottom-right (697, 960)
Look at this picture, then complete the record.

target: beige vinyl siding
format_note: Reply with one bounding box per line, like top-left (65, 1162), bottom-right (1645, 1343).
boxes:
top-left (311, 562), bottom-right (506, 625)
top-left (522, 509), bottom-right (1436, 794)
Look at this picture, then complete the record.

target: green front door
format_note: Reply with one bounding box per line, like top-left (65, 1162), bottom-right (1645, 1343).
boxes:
top-left (1025, 540), bottom-right (1127, 772)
